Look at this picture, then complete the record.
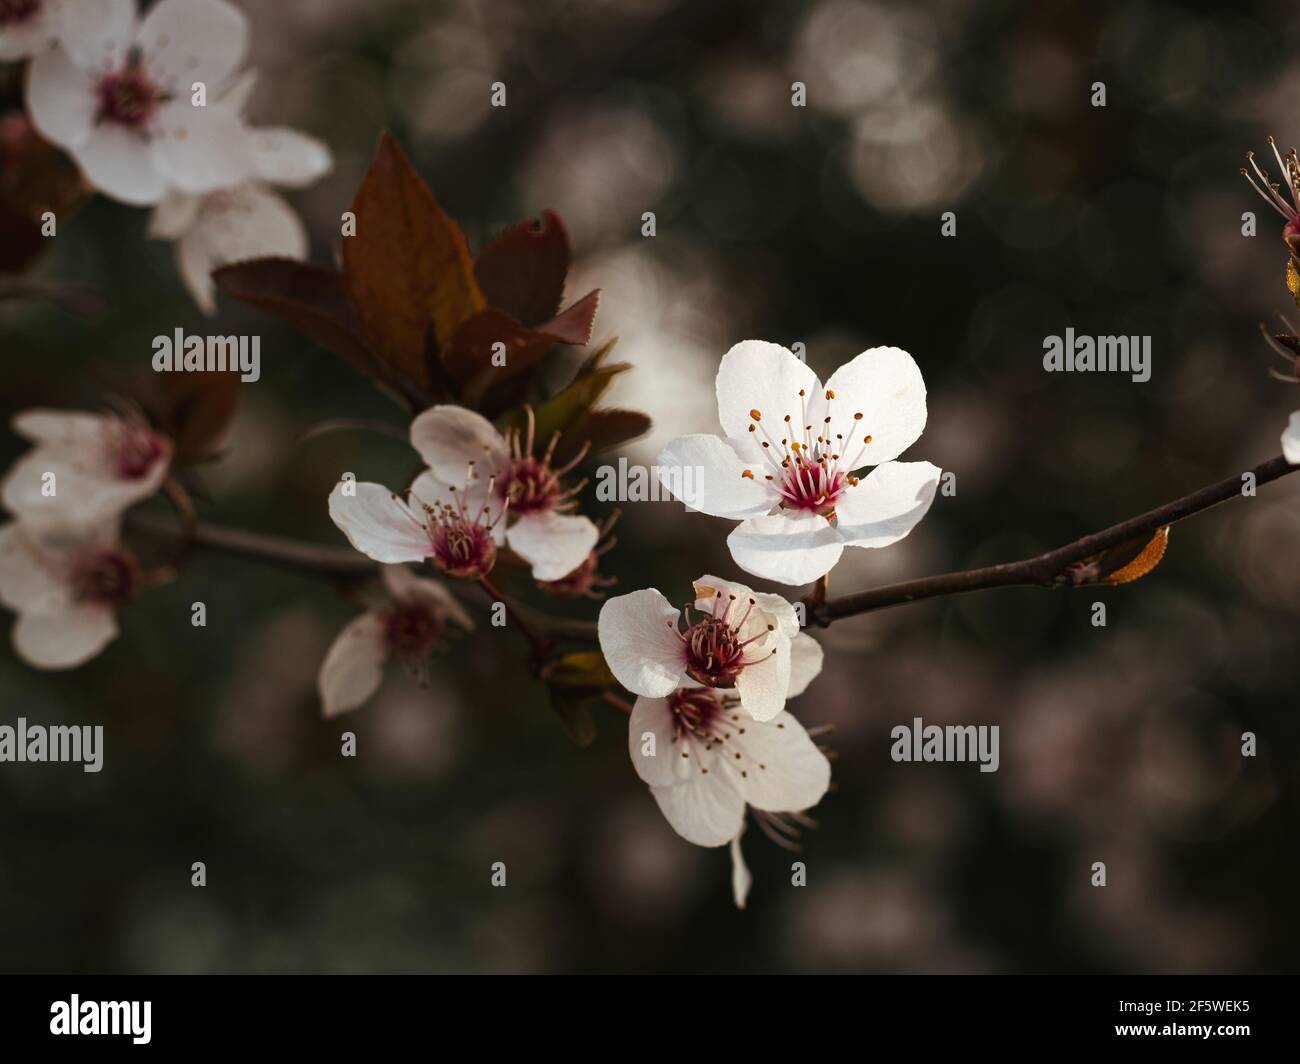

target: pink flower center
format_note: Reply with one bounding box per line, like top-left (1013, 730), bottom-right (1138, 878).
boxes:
top-left (96, 66), bottom-right (164, 131)
top-left (496, 455), bottom-right (561, 515)
top-left (0, 0), bottom-right (40, 27)
top-left (73, 549), bottom-right (138, 606)
top-left (485, 408), bottom-right (591, 518)
top-left (113, 425), bottom-right (165, 480)
top-left (742, 389), bottom-right (873, 517)
top-left (667, 687), bottom-right (729, 743)
top-left (671, 591), bottom-right (775, 688)
top-left (383, 602), bottom-right (442, 659)
top-left (430, 517), bottom-right (497, 579)
top-left (415, 473), bottom-right (504, 580)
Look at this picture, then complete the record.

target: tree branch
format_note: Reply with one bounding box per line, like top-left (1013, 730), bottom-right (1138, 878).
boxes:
top-left (811, 453), bottom-right (1297, 624)
top-left (126, 453), bottom-right (1299, 643)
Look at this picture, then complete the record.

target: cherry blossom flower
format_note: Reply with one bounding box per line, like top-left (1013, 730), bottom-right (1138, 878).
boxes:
top-left (1242, 137), bottom-right (1300, 250)
top-left (1, 408), bottom-right (171, 531)
top-left (658, 340), bottom-right (941, 586)
top-left (409, 405), bottom-right (599, 582)
top-left (0, 518), bottom-right (139, 668)
top-left (598, 575), bottom-right (823, 722)
top-left (1283, 411), bottom-right (1300, 465)
top-left (535, 509), bottom-right (619, 599)
top-left (627, 681), bottom-right (830, 876)
top-left (328, 472), bottom-right (505, 581)
top-left (0, 0), bottom-right (65, 61)
top-left (147, 72), bottom-right (332, 313)
top-left (317, 564), bottom-right (474, 718)
top-left (26, 0), bottom-right (255, 206)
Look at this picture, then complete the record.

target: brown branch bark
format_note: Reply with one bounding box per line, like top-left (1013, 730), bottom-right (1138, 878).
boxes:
top-left (811, 453), bottom-right (1297, 624)
top-left (127, 453), bottom-right (1299, 641)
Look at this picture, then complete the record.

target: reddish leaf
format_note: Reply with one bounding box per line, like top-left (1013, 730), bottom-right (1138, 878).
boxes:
top-left (156, 371), bottom-right (241, 466)
top-left (539, 289), bottom-right (600, 345)
top-left (342, 132), bottom-right (484, 388)
top-left (474, 209), bottom-right (570, 328)
top-left (440, 309), bottom-right (562, 389)
top-left (212, 258), bottom-right (427, 407)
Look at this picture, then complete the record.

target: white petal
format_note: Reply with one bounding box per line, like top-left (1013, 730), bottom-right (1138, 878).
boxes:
top-left (730, 827), bottom-right (752, 910)
top-left (597, 588), bottom-right (685, 698)
top-left (627, 694), bottom-right (679, 788)
top-left (135, 0), bottom-right (248, 94)
top-left (785, 632), bottom-right (823, 698)
top-left (12, 409), bottom-right (111, 448)
top-left (150, 100), bottom-right (254, 193)
top-left (507, 512), bottom-right (598, 582)
top-left (731, 711), bottom-right (831, 813)
top-left (2, 450), bottom-right (167, 530)
top-left (318, 610), bottom-right (388, 718)
top-left (328, 481), bottom-right (430, 564)
top-left (734, 629), bottom-right (791, 722)
top-left (815, 346), bottom-right (927, 466)
top-left (176, 185), bottom-right (306, 314)
top-left (715, 339), bottom-right (822, 445)
top-left (76, 124), bottom-right (168, 206)
top-left (26, 45), bottom-right (95, 150)
top-left (14, 602), bottom-right (118, 670)
top-left (656, 434), bottom-right (776, 519)
top-left (380, 564), bottom-right (474, 630)
top-left (0, 523), bottom-right (72, 613)
top-left (649, 776), bottom-right (745, 848)
top-left (147, 188), bottom-right (202, 238)
top-left (1283, 411), bottom-right (1300, 465)
top-left (56, 0), bottom-right (136, 70)
top-left (834, 460), bottom-right (941, 549)
top-left (216, 68), bottom-right (257, 113)
top-left (249, 127), bottom-right (332, 188)
top-left (409, 405), bottom-right (509, 483)
top-left (726, 511), bottom-right (844, 586)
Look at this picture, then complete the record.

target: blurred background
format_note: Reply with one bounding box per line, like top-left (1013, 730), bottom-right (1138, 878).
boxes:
top-left (2, 0), bottom-right (1300, 973)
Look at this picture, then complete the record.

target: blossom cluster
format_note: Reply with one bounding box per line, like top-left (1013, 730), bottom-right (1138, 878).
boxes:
top-left (1, 0), bottom-right (331, 310)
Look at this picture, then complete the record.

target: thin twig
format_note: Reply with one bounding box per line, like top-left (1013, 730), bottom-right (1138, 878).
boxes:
top-left (126, 452), bottom-right (1300, 641)
top-left (811, 453), bottom-right (1298, 624)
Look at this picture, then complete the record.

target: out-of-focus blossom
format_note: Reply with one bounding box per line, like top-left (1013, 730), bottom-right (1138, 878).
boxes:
top-left (658, 340), bottom-right (940, 585)
top-left (409, 405), bottom-right (598, 582)
top-left (1282, 411), bottom-right (1300, 464)
top-left (0, 0), bottom-right (65, 61)
top-left (598, 575), bottom-right (822, 722)
top-left (147, 72), bottom-right (332, 312)
top-left (0, 518), bottom-right (138, 668)
top-left (317, 564), bottom-right (473, 718)
top-left (2, 408), bottom-right (171, 530)
top-left (26, 0), bottom-right (255, 206)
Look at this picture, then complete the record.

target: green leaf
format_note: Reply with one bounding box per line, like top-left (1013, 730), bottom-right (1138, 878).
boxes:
top-left (543, 650), bottom-right (616, 693)
top-left (546, 690), bottom-right (599, 748)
